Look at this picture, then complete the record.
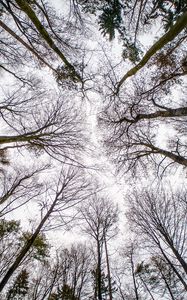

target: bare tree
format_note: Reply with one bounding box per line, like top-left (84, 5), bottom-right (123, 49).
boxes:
top-left (0, 164), bottom-right (48, 216)
top-left (116, 10), bottom-right (187, 93)
top-left (101, 49), bottom-right (187, 176)
top-left (0, 0), bottom-right (83, 83)
top-left (135, 255), bottom-right (185, 300)
top-left (127, 187), bottom-right (187, 291)
top-left (0, 80), bottom-right (85, 162)
top-left (112, 243), bottom-right (141, 300)
top-left (113, 240), bottom-right (185, 300)
top-left (0, 166), bottom-right (90, 292)
top-left (51, 243), bottom-right (91, 300)
top-left (114, 243), bottom-right (141, 300)
top-left (79, 195), bottom-right (118, 300)
top-left (98, 8), bottom-right (187, 176)
top-left (24, 243), bottom-right (91, 300)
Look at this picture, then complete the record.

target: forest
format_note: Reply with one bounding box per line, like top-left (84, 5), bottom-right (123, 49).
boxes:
top-left (0, 0), bottom-right (187, 299)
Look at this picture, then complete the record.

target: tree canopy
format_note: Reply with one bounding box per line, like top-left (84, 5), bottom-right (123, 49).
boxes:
top-left (0, 0), bottom-right (187, 299)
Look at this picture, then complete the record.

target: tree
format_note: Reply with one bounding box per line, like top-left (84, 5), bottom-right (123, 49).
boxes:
top-left (113, 239), bottom-right (186, 300)
top-left (25, 243), bottom-right (91, 300)
top-left (0, 0), bottom-right (83, 83)
top-left (80, 196), bottom-right (118, 300)
top-left (0, 218), bottom-right (49, 284)
top-left (6, 269), bottom-right (29, 300)
top-left (96, 5), bottom-right (187, 177)
top-left (75, 0), bottom-right (187, 66)
top-left (135, 255), bottom-right (184, 300)
top-left (116, 9), bottom-right (187, 91)
top-left (0, 165), bottom-right (47, 216)
top-left (0, 166), bottom-right (89, 292)
top-left (54, 284), bottom-right (79, 300)
top-left (0, 0), bottom-right (187, 298)
top-left (113, 242), bottom-right (143, 300)
top-left (127, 187), bottom-right (187, 291)
top-left (100, 32), bottom-right (187, 176)
top-left (0, 79), bottom-right (85, 162)
top-left (54, 244), bottom-right (92, 300)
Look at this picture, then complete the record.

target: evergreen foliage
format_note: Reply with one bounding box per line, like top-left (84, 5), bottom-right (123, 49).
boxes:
top-left (6, 270), bottom-right (29, 300)
top-left (77, 0), bottom-right (187, 62)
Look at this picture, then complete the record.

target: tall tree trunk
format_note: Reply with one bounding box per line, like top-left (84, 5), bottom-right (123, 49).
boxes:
top-left (15, 0), bottom-right (82, 82)
top-left (158, 243), bottom-right (187, 291)
top-left (115, 107), bottom-right (187, 124)
top-left (130, 251), bottom-right (139, 300)
top-left (142, 143), bottom-right (187, 167)
top-left (166, 238), bottom-right (187, 275)
top-left (0, 19), bottom-right (55, 73)
top-left (116, 10), bottom-right (187, 92)
top-left (159, 268), bottom-right (176, 300)
top-left (138, 275), bottom-right (155, 300)
top-left (0, 190), bottom-right (60, 292)
top-left (97, 239), bottom-right (102, 300)
top-left (104, 234), bottom-right (112, 300)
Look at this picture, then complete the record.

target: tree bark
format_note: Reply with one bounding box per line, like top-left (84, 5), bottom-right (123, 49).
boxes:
top-left (0, 189), bottom-right (60, 292)
top-left (116, 10), bottom-right (187, 92)
top-left (97, 239), bottom-right (102, 300)
top-left (130, 250), bottom-right (139, 300)
top-left (15, 0), bottom-right (82, 82)
top-left (115, 107), bottom-right (187, 124)
top-left (0, 19), bottom-right (56, 73)
top-left (142, 142), bottom-right (187, 167)
top-left (104, 234), bottom-right (112, 300)
top-left (158, 243), bottom-right (187, 291)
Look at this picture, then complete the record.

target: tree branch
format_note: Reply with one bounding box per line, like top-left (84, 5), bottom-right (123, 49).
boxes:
top-left (15, 0), bottom-right (82, 82)
top-left (116, 10), bottom-right (187, 93)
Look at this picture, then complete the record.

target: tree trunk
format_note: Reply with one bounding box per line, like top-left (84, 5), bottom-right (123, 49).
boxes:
top-left (116, 10), bottom-right (187, 92)
top-left (15, 0), bottom-right (82, 82)
top-left (116, 107), bottom-right (187, 124)
top-left (0, 192), bottom-right (59, 292)
top-left (0, 19), bottom-right (55, 73)
top-left (130, 251), bottom-right (139, 300)
top-left (138, 275), bottom-right (155, 300)
top-left (159, 268), bottom-right (176, 300)
top-left (104, 234), bottom-right (112, 300)
top-left (165, 237), bottom-right (187, 275)
top-left (97, 239), bottom-right (102, 300)
top-left (158, 243), bottom-right (187, 291)
top-left (142, 143), bottom-right (187, 167)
